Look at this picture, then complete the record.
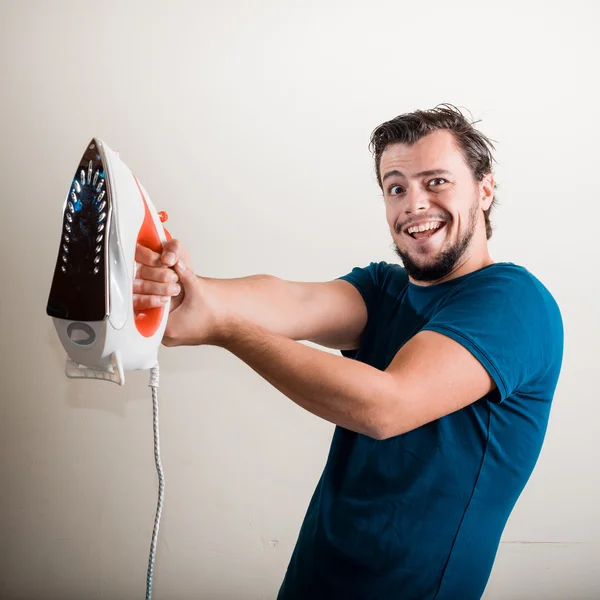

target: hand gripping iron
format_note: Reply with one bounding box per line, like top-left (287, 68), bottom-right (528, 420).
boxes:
top-left (46, 138), bottom-right (172, 385)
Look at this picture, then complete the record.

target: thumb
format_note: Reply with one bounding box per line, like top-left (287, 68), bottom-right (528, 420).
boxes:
top-left (173, 259), bottom-right (197, 294)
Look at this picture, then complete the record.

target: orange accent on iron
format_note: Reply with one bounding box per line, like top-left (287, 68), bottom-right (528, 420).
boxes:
top-left (132, 173), bottom-right (167, 338)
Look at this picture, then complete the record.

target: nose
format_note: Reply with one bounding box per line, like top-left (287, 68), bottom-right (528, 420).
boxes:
top-left (404, 187), bottom-right (430, 214)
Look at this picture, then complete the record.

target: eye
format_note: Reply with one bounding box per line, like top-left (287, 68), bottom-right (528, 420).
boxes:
top-left (388, 184), bottom-right (405, 196)
top-left (429, 178), bottom-right (447, 187)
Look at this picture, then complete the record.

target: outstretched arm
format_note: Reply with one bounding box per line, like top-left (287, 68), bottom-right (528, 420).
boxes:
top-left (134, 240), bottom-right (367, 350)
top-left (166, 256), bottom-right (496, 440)
top-left (218, 317), bottom-right (495, 439)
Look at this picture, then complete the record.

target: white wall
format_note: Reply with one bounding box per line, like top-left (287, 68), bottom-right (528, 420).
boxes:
top-left (1, 0), bottom-right (598, 598)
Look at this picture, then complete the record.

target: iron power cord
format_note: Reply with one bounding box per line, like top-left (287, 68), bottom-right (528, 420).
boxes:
top-left (146, 364), bottom-right (164, 600)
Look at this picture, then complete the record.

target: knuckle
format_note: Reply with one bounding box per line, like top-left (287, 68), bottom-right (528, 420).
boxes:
top-left (136, 265), bottom-right (149, 280)
top-left (136, 243), bottom-right (159, 265)
top-left (139, 280), bottom-right (154, 295)
top-left (165, 238), bottom-right (181, 253)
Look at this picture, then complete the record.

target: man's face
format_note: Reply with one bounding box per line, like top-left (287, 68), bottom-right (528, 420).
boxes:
top-left (379, 130), bottom-right (491, 283)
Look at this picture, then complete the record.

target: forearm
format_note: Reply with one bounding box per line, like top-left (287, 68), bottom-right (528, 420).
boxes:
top-left (218, 314), bottom-right (395, 439)
top-left (201, 274), bottom-right (311, 340)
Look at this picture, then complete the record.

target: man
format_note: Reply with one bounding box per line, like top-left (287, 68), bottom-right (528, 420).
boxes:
top-left (133, 105), bottom-right (564, 599)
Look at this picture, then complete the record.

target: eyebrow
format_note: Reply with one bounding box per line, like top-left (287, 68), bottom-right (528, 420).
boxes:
top-left (381, 169), bottom-right (453, 183)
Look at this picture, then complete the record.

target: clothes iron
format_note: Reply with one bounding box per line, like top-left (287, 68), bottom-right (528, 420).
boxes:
top-left (46, 138), bottom-right (172, 599)
top-left (46, 138), bottom-right (172, 385)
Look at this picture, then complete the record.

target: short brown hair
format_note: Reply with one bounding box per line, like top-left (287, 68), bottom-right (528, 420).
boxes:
top-left (369, 104), bottom-right (498, 239)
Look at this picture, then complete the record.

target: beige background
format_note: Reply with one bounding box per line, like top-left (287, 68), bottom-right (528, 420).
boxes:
top-left (1, 0), bottom-right (599, 598)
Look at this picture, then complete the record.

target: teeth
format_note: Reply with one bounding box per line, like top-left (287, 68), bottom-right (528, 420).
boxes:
top-left (407, 222), bottom-right (443, 235)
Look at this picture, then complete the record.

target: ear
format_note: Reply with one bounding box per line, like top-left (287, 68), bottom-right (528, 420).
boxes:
top-left (479, 173), bottom-right (495, 211)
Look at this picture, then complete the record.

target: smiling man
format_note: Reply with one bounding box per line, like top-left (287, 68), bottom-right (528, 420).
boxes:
top-left (134, 105), bottom-right (564, 599)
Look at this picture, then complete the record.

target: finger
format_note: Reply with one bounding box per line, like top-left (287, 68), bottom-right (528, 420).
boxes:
top-left (133, 278), bottom-right (181, 297)
top-left (136, 263), bottom-right (180, 284)
top-left (135, 244), bottom-right (163, 267)
top-left (161, 239), bottom-right (183, 267)
top-left (133, 294), bottom-right (170, 311)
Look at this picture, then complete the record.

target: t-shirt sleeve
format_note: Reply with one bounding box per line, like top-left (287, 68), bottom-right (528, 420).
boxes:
top-left (336, 262), bottom-right (387, 318)
top-left (421, 268), bottom-right (563, 403)
top-left (336, 262), bottom-right (389, 359)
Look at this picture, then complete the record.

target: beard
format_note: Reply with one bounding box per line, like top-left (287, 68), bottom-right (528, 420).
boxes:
top-left (393, 200), bottom-right (479, 282)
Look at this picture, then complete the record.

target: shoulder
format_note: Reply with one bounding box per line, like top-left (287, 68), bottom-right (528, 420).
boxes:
top-left (426, 263), bottom-right (564, 399)
top-left (463, 263), bottom-right (561, 316)
top-left (446, 262), bottom-right (564, 355)
top-left (466, 262), bottom-right (537, 286)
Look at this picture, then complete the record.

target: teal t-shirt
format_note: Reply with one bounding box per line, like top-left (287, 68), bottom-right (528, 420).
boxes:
top-left (277, 262), bottom-right (563, 600)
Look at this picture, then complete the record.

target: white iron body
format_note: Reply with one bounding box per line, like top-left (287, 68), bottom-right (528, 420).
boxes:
top-left (47, 139), bottom-right (170, 385)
